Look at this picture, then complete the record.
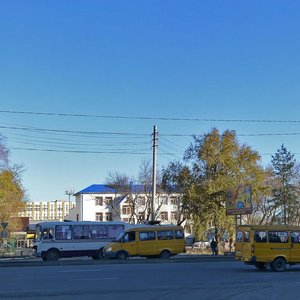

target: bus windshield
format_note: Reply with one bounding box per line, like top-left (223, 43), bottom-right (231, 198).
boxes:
top-left (36, 225), bottom-right (43, 242)
top-left (36, 225), bottom-right (54, 241)
top-left (116, 231), bottom-right (126, 242)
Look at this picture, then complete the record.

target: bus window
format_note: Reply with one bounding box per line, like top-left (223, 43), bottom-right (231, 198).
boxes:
top-left (254, 231), bottom-right (267, 243)
top-left (122, 231), bottom-right (136, 243)
top-left (74, 225), bottom-right (91, 239)
top-left (268, 231), bottom-right (288, 243)
top-left (43, 228), bottom-right (54, 240)
top-left (55, 225), bottom-right (72, 240)
top-left (244, 231), bottom-right (250, 242)
top-left (139, 231), bottom-right (156, 241)
top-left (236, 230), bottom-right (243, 242)
top-left (108, 224), bottom-right (124, 239)
top-left (174, 230), bottom-right (184, 239)
top-left (157, 230), bottom-right (174, 240)
top-left (91, 225), bottom-right (107, 239)
top-left (291, 232), bottom-right (300, 243)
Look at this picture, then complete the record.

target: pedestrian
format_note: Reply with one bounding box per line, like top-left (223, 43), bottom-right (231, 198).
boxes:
top-left (210, 239), bottom-right (218, 256)
top-left (229, 238), bottom-right (233, 252)
top-left (191, 236), bottom-right (195, 249)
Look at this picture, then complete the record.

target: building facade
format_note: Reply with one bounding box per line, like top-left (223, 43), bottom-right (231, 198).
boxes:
top-left (20, 200), bottom-right (76, 222)
top-left (67, 184), bottom-right (183, 225)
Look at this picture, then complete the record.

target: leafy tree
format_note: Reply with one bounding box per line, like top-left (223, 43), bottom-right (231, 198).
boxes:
top-left (0, 170), bottom-right (25, 232)
top-left (271, 144), bottom-right (298, 225)
top-left (183, 128), bottom-right (266, 242)
top-left (0, 134), bottom-right (25, 234)
top-left (246, 166), bottom-right (277, 225)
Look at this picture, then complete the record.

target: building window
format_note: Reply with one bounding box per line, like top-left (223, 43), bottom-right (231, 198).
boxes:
top-left (171, 212), bottom-right (178, 220)
top-left (105, 197), bottom-right (113, 205)
top-left (161, 196), bottom-right (168, 205)
top-left (122, 206), bottom-right (131, 215)
top-left (138, 197), bottom-right (146, 206)
top-left (106, 213), bottom-right (112, 221)
top-left (95, 197), bottom-right (103, 206)
top-left (160, 212), bottom-right (168, 221)
top-left (95, 212), bottom-right (103, 221)
top-left (170, 196), bottom-right (178, 205)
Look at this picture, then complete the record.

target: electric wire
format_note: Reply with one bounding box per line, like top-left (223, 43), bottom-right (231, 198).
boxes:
top-left (2, 109), bottom-right (300, 123)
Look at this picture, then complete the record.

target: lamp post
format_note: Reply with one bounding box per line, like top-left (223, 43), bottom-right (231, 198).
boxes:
top-left (65, 188), bottom-right (74, 208)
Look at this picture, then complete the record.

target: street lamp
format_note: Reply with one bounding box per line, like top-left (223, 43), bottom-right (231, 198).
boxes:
top-left (65, 188), bottom-right (74, 208)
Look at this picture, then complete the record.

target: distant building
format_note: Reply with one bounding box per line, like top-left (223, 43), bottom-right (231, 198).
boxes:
top-left (66, 184), bottom-right (183, 225)
top-left (20, 200), bottom-right (76, 222)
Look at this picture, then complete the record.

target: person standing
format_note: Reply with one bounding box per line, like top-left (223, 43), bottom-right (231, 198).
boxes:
top-left (210, 239), bottom-right (218, 256)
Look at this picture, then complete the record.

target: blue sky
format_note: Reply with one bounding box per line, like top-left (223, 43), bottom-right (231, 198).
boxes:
top-left (1, 1), bottom-right (300, 201)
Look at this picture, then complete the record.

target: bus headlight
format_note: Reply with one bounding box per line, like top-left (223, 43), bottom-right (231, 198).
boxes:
top-left (106, 246), bottom-right (112, 252)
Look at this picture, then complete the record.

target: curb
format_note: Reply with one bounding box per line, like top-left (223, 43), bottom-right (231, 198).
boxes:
top-left (0, 254), bottom-right (235, 268)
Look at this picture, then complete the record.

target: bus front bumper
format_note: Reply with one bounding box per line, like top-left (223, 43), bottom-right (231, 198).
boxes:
top-left (103, 249), bottom-right (117, 258)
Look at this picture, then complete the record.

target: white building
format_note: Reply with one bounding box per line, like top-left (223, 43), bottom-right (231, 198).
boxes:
top-left (67, 184), bottom-right (183, 225)
top-left (20, 200), bottom-right (76, 222)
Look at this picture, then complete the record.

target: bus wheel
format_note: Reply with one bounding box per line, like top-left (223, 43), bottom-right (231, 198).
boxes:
top-left (92, 248), bottom-right (104, 260)
top-left (160, 250), bottom-right (171, 259)
top-left (116, 251), bottom-right (128, 260)
top-left (254, 262), bottom-right (267, 271)
top-left (271, 257), bottom-right (286, 272)
top-left (46, 249), bottom-right (60, 261)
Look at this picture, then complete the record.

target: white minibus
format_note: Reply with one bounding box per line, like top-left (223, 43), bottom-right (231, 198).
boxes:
top-left (33, 221), bottom-right (130, 261)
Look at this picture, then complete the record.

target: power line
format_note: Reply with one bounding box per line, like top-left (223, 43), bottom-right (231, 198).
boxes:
top-left (3, 124), bottom-right (300, 138)
top-left (159, 136), bottom-right (187, 153)
top-left (10, 147), bottom-right (152, 155)
top-left (0, 125), bottom-right (149, 136)
top-left (2, 109), bottom-right (300, 123)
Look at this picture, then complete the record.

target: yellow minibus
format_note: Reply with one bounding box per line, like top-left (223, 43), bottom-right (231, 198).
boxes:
top-left (103, 225), bottom-right (186, 259)
top-left (235, 224), bottom-right (300, 271)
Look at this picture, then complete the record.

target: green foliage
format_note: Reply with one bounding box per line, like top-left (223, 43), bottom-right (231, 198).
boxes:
top-left (0, 170), bottom-right (25, 233)
top-left (0, 134), bottom-right (26, 234)
top-left (163, 128), bottom-right (267, 240)
top-left (270, 144), bottom-right (299, 225)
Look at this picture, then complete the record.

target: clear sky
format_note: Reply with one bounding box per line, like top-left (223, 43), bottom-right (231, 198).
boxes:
top-left (1, 1), bottom-right (300, 201)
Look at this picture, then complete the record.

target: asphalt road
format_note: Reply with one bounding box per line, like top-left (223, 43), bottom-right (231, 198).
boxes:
top-left (0, 259), bottom-right (300, 300)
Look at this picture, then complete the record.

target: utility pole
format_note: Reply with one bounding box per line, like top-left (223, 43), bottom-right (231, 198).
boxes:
top-left (151, 125), bottom-right (158, 223)
top-left (65, 188), bottom-right (74, 208)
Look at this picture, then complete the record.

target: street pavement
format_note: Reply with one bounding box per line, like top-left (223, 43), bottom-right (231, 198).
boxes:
top-left (0, 252), bottom-right (235, 267)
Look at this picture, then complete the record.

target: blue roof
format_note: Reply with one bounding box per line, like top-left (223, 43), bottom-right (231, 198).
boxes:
top-left (75, 184), bottom-right (153, 195)
top-left (76, 184), bottom-right (116, 194)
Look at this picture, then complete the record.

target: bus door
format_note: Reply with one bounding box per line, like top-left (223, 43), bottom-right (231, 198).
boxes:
top-left (120, 231), bottom-right (137, 256)
top-left (235, 227), bottom-right (251, 260)
top-left (241, 230), bottom-right (251, 259)
top-left (290, 231), bottom-right (300, 263)
top-left (253, 230), bottom-right (269, 261)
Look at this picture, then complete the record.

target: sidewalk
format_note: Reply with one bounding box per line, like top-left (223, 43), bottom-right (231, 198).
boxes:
top-left (0, 252), bottom-right (235, 266)
top-left (0, 247), bottom-right (35, 260)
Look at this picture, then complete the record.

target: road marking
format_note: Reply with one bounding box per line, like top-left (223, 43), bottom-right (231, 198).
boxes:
top-left (59, 269), bottom-right (103, 273)
top-left (71, 277), bottom-right (119, 281)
